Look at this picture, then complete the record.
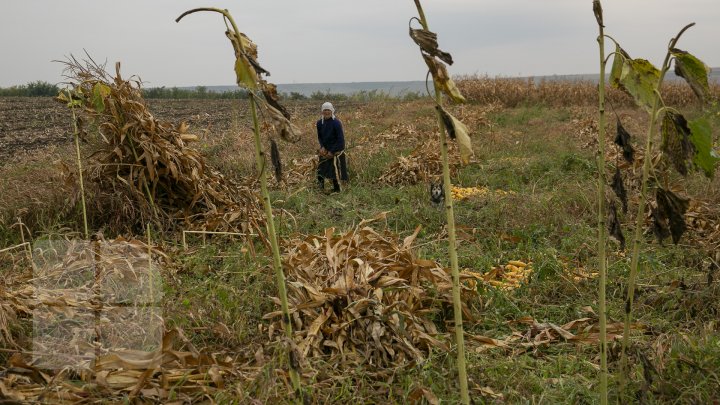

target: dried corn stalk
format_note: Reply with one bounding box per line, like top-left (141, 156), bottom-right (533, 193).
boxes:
top-left (378, 141), bottom-right (462, 185)
top-left (57, 58), bottom-right (265, 235)
top-left (264, 218), bottom-right (477, 369)
top-left (0, 329), bottom-right (241, 404)
top-left (0, 236), bottom-right (248, 403)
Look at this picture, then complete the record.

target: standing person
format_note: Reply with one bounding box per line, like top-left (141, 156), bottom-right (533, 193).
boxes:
top-left (316, 101), bottom-right (348, 193)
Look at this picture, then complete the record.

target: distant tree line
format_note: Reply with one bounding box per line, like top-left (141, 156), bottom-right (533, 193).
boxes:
top-left (0, 81), bottom-right (424, 102)
top-left (0, 81), bottom-right (60, 97)
top-left (295, 89), bottom-right (423, 102)
top-left (141, 86), bottom-right (250, 100)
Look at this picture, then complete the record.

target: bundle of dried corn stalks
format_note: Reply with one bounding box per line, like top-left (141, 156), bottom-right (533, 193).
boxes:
top-left (57, 58), bottom-right (265, 235)
top-left (264, 217), bottom-right (477, 369)
top-left (267, 156), bottom-right (317, 188)
top-left (378, 141), bottom-right (462, 185)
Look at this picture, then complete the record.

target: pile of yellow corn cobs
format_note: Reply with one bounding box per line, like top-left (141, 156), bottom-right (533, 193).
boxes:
top-left (451, 186), bottom-right (514, 201)
top-left (462, 260), bottom-right (533, 291)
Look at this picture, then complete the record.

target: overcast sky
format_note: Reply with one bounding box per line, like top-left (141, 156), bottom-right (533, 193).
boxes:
top-left (0, 0), bottom-right (718, 87)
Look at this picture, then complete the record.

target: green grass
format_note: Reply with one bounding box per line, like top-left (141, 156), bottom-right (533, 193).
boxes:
top-left (162, 102), bottom-right (717, 402)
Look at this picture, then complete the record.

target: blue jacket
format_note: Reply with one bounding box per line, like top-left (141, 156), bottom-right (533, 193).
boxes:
top-left (316, 117), bottom-right (345, 153)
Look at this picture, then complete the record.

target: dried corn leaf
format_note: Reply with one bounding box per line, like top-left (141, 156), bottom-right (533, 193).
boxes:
top-left (0, 328), bottom-right (239, 403)
top-left (1, 235), bottom-right (245, 403)
top-left (378, 141), bottom-right (462, 185)
top-left (514, 316), bottom-right (643, 346)
top-left (408, 386), bottom-right (440, 405)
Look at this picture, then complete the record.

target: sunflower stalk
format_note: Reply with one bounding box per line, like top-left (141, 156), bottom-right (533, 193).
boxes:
top-left (619, 23), bottom-right (695, 390)
top-left (249, 92), bottom-right (302, 397)
top-left (177, 7), bottom-right (303, 401)
top-left (412, 1), bottom-right (469, 403)
top-left (593, 1), bottom-right (608, 403)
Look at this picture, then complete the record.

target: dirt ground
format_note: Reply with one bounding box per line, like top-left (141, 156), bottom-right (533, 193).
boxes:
top-left (0, 97), bottom-right (253, 162)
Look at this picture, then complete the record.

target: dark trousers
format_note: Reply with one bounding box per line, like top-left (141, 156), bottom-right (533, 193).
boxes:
top-left (317, 152), bottom-right (348, 191)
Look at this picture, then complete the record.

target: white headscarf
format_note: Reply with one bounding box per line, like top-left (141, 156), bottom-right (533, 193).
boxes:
top-left (321, 101), bottom-right (335, 122)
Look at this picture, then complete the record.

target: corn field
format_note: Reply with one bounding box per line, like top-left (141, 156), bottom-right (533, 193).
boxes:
top-left (456, 74), bottom-right (720, 107)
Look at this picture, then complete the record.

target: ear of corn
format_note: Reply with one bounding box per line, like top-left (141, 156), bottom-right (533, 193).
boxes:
top-left (462, 261), bottom-right (533, 291)
top-left (450, 186), bottom-right (515, 200)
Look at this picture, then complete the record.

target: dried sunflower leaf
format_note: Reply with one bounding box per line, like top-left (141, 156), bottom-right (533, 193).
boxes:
top-left (436, 106), bottom-right (456, 139)
top-left (611, 167), bottom-right (627, 214)
top-left (608, 45), bottom-right (628, 89)
top-left (436, 106), bottom-right (472, 164)
top-left (225, 30), bottom-right (260, 90)
top-left (661, 111), bottom-right (695, 176)
top-left (264, 101), bottom-right (301, 143)
top-left (422, 54), bottom-right (465, 104)
top-left (270, 139), bottom-right (282, 182)
top-left (608, 201), bottom-right (625, 251)
top-left (655, 187), bottom-right (689, 245)
top-left (261, 81), bottom-right (290, 120)
top-left (614, 119), bottom-right (634, 163)
top-left (233, 55), bottom-right (258, 91)
top-left (410, 28), bottom-right (453, 65)
top-left (671, 48), bottom-right (711, 102)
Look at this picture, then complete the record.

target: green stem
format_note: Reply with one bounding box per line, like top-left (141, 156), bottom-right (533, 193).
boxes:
top-left (412, 1), bottom-right (469, 404)
top-left (619, 22), bottom-right (695, 392)
top-left (69, 93), bottom-right (89, 239)
top-left (177, 9), bottom-right (304, 400)
top-left (595, 6), bottom-right (609, 403)
top-left (249, 93), bottom-right (303, 400)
